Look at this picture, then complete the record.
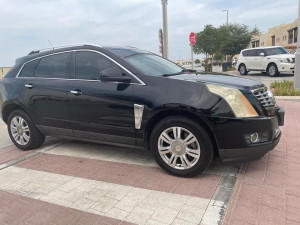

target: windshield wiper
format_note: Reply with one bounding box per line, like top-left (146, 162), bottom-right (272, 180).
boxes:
top-left (161, 69), bottom-right (197, 77)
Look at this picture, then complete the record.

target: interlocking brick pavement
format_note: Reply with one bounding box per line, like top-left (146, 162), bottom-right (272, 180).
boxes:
top-left (1, 100), bottom-right (298, 224)
top-left (223, 100), bottom-right (300, 225)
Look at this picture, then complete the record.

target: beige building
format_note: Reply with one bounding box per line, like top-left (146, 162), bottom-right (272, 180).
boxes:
top-left (0, 67), bottom-right (11, 77)
top-left (250, 19), bottom-right (298, 52)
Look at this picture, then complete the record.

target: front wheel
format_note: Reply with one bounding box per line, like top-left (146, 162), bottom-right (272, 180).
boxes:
top-left (8, 110), bottom-right (45, 150)
top-left (150, 116), bottom-right (214, 177)
top-left (267, 64), bottom-right (279, 77)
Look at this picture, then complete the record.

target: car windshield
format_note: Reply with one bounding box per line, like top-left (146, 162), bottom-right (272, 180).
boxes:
top-left (265, 47), bottom-right (289, 56)
top-left (125, 54), bottom-right (183, 77)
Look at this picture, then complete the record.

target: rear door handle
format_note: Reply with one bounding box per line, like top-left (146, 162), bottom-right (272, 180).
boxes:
top-left (70, 90), bottom-right (82, 96)
top-left (25, 84), bottom-right (34, 89)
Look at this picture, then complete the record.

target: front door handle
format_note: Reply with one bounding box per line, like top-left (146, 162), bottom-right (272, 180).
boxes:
top-left (25, 84), bottom-right (34, 89)
top-left (70, 90), bottom-right (82, 96)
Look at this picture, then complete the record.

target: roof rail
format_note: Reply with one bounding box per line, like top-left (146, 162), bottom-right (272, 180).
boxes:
top-left (27, 43), bottom-right (102, 55)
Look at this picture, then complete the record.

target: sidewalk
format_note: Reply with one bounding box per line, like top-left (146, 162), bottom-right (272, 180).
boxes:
top-left (223, 100), bottom-right (300, 225)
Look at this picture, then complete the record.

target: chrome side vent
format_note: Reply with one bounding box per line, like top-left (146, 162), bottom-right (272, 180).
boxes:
top-left (251, 86), bottom-right (275, 107)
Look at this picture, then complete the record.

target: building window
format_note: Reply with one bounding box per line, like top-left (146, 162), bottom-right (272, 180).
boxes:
top-left (271, 36), bottom-right (275, 46)
top-left (294, 27), bottom-right (298, 43)
top-left (288, 30), bottom-right (293, 44)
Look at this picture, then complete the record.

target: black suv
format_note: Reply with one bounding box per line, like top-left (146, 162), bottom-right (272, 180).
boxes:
top-left (0, 44), bottom-right (284, 176)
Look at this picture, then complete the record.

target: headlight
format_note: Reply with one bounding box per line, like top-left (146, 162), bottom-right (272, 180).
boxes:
top-left (279, 58), bottom-right (292, 63)
top-left (206, 84), bottom-right (258, 118)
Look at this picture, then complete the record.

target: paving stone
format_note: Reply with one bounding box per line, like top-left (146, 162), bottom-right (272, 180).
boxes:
top-left (90, 196), bottom-right (118, 213)
top-left (177, 205), bottom-right (205, 224)
top-left (125, 207), bottom-right (153, 225)
top-left (150, 207), bottom-right (178, 224)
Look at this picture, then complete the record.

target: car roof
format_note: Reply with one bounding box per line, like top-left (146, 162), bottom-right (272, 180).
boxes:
top-left (15, 44), bottom-right (150, 65)
top-left (241, 46), bottom-right (283, 52)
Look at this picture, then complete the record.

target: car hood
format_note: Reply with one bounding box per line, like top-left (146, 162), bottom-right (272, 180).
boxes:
top-left (268, 54), bottom-right (295, 59)
top-left (169, 74), bottom-right (264, 92)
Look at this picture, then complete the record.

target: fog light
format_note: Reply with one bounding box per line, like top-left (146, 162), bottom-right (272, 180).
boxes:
top-left (245, 131), bottom-right (269, 145)
top-left (250, 133), bottom-right (259, 143)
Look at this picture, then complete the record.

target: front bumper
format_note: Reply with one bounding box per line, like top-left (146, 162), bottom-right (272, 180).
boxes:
top-left (278, 62), bottom-right (295, 73)
top-left (219, 129), bottom-right (281, 163)
top-left (207, 108), bottom-right (284, 164)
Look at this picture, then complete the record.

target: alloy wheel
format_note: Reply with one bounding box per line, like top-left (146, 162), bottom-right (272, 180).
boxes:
top-left (157, 126), bottom-right (201, 170)
top-left (269, 65), bottom-right (276, 76)
top-left (240, 66), bottom-right (245, 74)
top-left (10, 116), bottom-right (30, 146)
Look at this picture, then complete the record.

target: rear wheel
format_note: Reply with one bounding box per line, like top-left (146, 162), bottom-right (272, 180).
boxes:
top-left (7, 110), bottom-right (45, 150)
top-left (239, 64), bottom-right (248, 75)
top-left (150, 116), bottom-right (214, 177)
top-left (267, 63), bottom-right (279, 77)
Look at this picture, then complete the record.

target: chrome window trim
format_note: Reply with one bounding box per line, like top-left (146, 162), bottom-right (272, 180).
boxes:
top-left (16, 49), bottom-right (146, 86)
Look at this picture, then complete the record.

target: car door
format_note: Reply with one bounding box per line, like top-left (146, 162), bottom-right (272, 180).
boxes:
top-left (247, 49), bottom-right (257, 70)
top-left (66, 50), bottom-right (135, 146)
top-left (254, 49), bottom-right (266, 71)
top-left (17, 52), bottom-right (72, 136)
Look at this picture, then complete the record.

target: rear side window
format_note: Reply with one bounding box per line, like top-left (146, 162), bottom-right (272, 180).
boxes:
top-left (75, 51), bottom-right (115, 80)
top-left (19, 59), bottom-right (39, 77)
top-left (247, 50), bottom-right (257, 57)
top-left (35, 53), bottom-right (70, 78)
top-left (242, 51), bottom-right (249, 56)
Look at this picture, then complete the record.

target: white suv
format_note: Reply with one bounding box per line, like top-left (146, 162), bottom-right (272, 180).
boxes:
top-left (237, 46), bottom-right (295, 76)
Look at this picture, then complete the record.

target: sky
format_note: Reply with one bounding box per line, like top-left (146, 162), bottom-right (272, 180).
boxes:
top-left (0, 0), bottom-right (298, 66)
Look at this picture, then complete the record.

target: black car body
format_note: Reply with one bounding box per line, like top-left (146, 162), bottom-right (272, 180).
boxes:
top-left (0, 44), bottom-right (284, 176)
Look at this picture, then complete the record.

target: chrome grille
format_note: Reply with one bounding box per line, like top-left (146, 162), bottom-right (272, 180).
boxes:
top-left (251, 86), bottom-right (275, 107)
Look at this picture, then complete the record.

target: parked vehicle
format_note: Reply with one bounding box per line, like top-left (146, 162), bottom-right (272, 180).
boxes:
top-left (237, 46), bottom-right (295, 76)
top-left (0, 44), bottom-right (284, 176)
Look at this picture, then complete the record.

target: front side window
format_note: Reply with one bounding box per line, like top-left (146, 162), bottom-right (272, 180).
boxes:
top-left (256, 49), bottom-right (265, 56)
top-left (125, 54), bottom-right (182, 77)
top-left (35, 53), bottom-right (70, 78)
top-left (265, 47), bottom-right (289, 56)
top-left (75, 51), bottom-right (114, 80)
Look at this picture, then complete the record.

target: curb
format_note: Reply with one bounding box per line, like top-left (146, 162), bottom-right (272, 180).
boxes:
top-left (275, 96), bottom-right (300, 100)
top-left (200, 165), bottom-right (241, 225)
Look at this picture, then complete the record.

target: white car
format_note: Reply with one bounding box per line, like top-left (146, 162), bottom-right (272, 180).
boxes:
top-left (236, 46), bottom-right (295, 76)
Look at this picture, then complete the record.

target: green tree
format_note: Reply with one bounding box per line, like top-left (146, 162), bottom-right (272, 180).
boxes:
top-left (193, 25), bottom-right (225, 72)
top-left (195, 59), bottom-right (200, 63)
top-left (221, 24), bottom-right (259, 61)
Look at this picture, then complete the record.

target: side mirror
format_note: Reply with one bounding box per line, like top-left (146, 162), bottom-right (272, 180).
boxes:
top-left (100, 67), bottom-right (132, 83)
top-left (259, 53), bottom-right (265, 57)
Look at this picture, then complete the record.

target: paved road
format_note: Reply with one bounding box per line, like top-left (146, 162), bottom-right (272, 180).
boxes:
top-left (0, 100), bottom-right (299, 224)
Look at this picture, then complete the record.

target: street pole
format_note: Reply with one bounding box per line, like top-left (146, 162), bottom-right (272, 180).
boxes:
top-left (191, 44), bottom-right (194, 70)
top-left (222, 9), bottom-right (228, 25)
top-left (161, 0), bottom-right (169, 59)
top-left (223, 9), bottom-right (229, 62)
top-left (295, 0), bottom-right (300, 89)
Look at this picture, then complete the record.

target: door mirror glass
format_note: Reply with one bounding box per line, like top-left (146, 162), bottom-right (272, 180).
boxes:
top-left (100, 67), bottom-right (132, 83)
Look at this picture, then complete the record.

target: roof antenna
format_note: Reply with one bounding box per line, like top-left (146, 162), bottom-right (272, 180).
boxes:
top-left (48, 40), bottom-right (54, 49)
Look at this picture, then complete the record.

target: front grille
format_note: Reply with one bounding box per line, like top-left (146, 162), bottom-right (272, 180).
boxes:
top-left (251, 86), bottom-right (275, 107)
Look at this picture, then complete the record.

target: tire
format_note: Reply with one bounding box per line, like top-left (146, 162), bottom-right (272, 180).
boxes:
top-left (267, 63), bottom-right (279, 77)
top-left (150, 116), bottom-right (214, 177)
top-left (7, 110), bottom-right (45, 150)
top-left (239, 64), bottom-right (248, 75)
